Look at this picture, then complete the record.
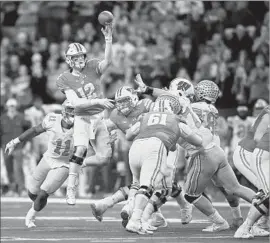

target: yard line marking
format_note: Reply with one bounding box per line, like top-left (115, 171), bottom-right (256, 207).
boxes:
top-left (0, 197), bottom-right (250, 207)
top-left (1, 217), bottom-right (209, 224)
top-left (0, 236), bottom-right (234, 242)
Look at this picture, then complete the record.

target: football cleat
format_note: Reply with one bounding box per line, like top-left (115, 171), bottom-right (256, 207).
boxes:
top-left (149, 211), bottom-right (168, 228)
top-left (202, 221), bottom-right (230, 232)
top-left (90, 202), bottom-right (108, 222)
top-left (25, 210), bottom-right (36, 228)
top-left (234, 225), bottom-right (254, 239)
top-left (120, 198), bottom-right (134, 221)
top-left (250, 225), bottom-right (269, 237)
top-left (66, 186), bottom-right (77, 205)
top-left (126, 220), bottom-right (153, 235)
top-left (180, 203), bottom-right (193, 224)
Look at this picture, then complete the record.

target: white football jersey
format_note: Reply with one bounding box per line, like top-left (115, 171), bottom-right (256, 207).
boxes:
top-left (42, 113), bottom-right (74, 167)
top-left (227, 115), bottom-right (255, 150)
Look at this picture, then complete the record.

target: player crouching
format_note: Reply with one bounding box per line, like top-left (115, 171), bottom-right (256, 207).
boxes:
top-left (124, 95), bottom-right (204, 234)
top-left (5, 100), bottom-right (75, 228)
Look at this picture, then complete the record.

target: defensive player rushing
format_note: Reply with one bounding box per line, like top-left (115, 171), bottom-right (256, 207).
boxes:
top-left (56, 23), bottom-right (115, 205)
top-left (136, 76), bottom-right (245, 229)
top-left (125, 95), bottom-right (204, 234)
top-left (234, 105), bottom-right (270, 239)
top-left (89, 86), bottom-right (192, 227)
top-left (5, 101), bottom-right (75, 228)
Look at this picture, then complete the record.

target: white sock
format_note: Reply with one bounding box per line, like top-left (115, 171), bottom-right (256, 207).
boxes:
top-left (68, 173), bottom-right (78, 188)
top-left (209, 209), bottom-right (226, 224)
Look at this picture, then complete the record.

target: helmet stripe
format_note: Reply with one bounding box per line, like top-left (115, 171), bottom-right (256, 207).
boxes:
top-left (73, 43), bottom-right (80, 52)
top-left (77, 43), bottom-right (83, 52)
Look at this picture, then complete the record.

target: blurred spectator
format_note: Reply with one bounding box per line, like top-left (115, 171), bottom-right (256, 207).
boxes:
top-left (0, 64), bottom-right (11, 110)
top-left (11, 64), bottom-right (32, 109)
top-left (6, 54), bottom-right (20, 81)
top-left (112, 31), bottom-right (136, 60)
top-left (246, 53), bottom-right (269, 106)
top-left (13, 32), bottom-right (32, 68)
top-left (0, 99), bottom-right (31, 196)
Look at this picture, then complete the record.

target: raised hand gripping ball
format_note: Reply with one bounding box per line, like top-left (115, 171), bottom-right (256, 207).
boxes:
top-left (98, 11), bottom-right (114, 26)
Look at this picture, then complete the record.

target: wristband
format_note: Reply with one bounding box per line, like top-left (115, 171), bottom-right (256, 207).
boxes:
top-left (144, 86), bottom-right (154, 95)
top-left (105, 38), bottom-right (112, 42)
top-left (13, 137), bottom-right (20, 144)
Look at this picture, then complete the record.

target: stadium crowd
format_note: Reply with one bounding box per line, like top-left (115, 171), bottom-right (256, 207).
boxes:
top-left (1, 1), bottom-right (269, 198)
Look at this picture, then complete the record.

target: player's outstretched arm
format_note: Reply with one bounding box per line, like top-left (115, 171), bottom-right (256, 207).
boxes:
top-left (65, 89), bottom-right (114, 109)
top-left (126, 122), bottom-right (140, 141)
top-left (99, 23), bottom-right (113, 74)
top-left (5, 124), bottom-right (46, 155)
top-left (134, 74), bottom-right (168, 97)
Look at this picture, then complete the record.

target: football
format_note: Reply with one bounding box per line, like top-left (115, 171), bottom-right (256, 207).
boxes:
top-left (98, 11), bottom-right (114, 26)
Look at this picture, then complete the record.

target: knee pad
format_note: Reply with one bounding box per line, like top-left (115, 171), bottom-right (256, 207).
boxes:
top-left (34, 190), bottom-right (49, 212)
top-left (119, 186), bottom-right (130, 200)
top-left (171, 182), bottom-right (182, 198)
top-left (184, 194), bottom-right (202, 204)
top-left (253, 190), bottom-right (269, 215)
top-left (28, 190), bottom-right (37, 202)
top-left (136, 185), bottom-right (154, 199)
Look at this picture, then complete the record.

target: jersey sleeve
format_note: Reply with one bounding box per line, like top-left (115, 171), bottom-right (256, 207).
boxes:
top-left (86, 59), bottom-right (102, 76)
top-left (42, 112), bottom-right (57, 131)
top-left (56, 73), bottom-right (70, 93)
top-left (142, 98), bottom-right (154, 112)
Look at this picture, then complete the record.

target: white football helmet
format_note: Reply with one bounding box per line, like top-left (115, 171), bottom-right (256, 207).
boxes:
top-left (115, 86), bottom-right (139, 115)
top-left (62, 99), bottom-right (75, 126)
top-left (153, 94), bottom-right (182, 115)
top-left (169, 78), bottom-right (195, 101)
top-left (195, 80), bottom-right (220, 104)
top-left (253, 99), bottom-right (268, 116)
top-left (65, 43), bottom-right (87, 69)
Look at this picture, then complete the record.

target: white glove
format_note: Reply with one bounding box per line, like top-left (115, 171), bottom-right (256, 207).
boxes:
top-left (5, 138), bottom-right (19, 155)
top-left (134, 74), bottom-right (147, 93)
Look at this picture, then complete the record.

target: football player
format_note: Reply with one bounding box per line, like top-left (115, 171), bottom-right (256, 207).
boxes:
top-left (56, 23), bottom-right (114, 205)
top-left (135, 76), bottom-right (243, 229)
top-left (234, 106), bottom-right (270, 239)
top-left (125, 95), bottom-right (204, 234)
top-left (5, 100), bottom-right (75, 228)
top-left (177, 80), bottom-right (257, 233)
top-left (227, 105), bottom-right (255, 157)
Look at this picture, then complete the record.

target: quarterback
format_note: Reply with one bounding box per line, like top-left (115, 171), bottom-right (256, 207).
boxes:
top-left (56, 23), bottom-right (114, 205)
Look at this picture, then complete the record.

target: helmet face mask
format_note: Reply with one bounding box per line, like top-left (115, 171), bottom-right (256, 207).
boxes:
top-left (115, 86), bottom-right (138, 115)
top-left (65, 43), bottom-right (87, 70)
